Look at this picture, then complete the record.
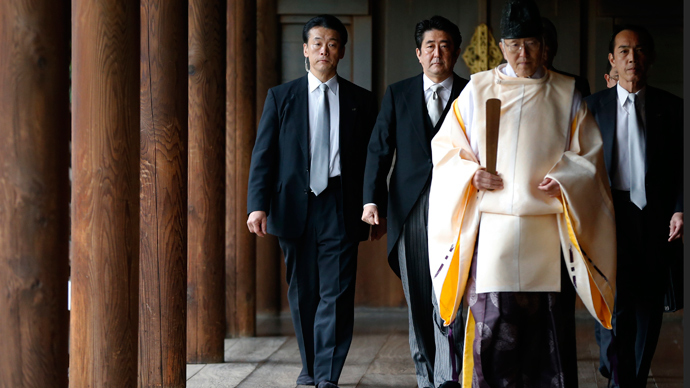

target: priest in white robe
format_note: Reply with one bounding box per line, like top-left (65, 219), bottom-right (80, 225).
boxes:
top-left (427, 0), bottom-right (617, 386)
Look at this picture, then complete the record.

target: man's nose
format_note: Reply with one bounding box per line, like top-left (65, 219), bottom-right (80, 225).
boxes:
top-left (518, 46), bottom-right (528, 57)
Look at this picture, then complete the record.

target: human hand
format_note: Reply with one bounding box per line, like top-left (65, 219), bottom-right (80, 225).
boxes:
top-left (362, 204), bottom-right (379, 226)
top-left (472, 168), bottom-right (503, 191)
top-left (538, 177), bottom-right (562, 198)
top-left (370, 218), bottom-right (388, 241)
top-left (669, 212), bottom-right (683, 242)
top-left (247, 211), bottom-right (268, 237)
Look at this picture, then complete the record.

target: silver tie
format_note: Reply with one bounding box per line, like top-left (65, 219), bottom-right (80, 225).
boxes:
top-left (427, 83), bottom-right (444, 127)
top-left (628, 93), bottom-right (646, 209)
top-left (310, 83), bottom-right (330, 196)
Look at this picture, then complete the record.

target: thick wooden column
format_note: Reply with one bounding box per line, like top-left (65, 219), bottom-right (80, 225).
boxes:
top-left (254, 0), bottom-right (283, 315)
top-left (0, 2), bottom-right (70, 387)
top-left (139, 0), bottom-right (188, 386)
top-left (187, 0), bottom-right (226, 363)
top-left (70, 1), bottom-right (140, 387)
top-left (226, 0), bottom-right (257, 337)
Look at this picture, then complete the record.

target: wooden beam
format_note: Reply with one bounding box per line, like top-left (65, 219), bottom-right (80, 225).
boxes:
top-left (255, 0), bottom-right (283, 315)
top-left (139, 0), bottom-right (188, 385)
top-left (0, 1), bottom-right (70, 387)
top-left (69, 1), bottom-right (139, 387)
top-left (187, 0), bottom-right (226, 363)
top-left (226, 0), bottom-right (257, 337)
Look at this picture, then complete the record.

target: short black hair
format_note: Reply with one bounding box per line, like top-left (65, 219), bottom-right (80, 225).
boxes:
top-left (302, 14), bottom-right (348, 47)
top-left (414, 16), bottom-right (462, 50)
top-left (608, 24), bottom-right (655, 57)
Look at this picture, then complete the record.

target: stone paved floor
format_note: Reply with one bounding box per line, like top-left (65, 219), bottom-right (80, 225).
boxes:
top-left (186, 308), bottom-right (683, 388)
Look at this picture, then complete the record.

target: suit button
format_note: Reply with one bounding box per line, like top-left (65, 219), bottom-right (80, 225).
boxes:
top-left (304, 188), bottom-right (308, 194)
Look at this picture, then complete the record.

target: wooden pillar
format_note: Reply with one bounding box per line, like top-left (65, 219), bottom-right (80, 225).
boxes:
top-left (187, 0), bottom-right (226, 363)
top-left (0, 2), bottom-right (70, 387)
top-left (139, 0), bottom-right (188, 386)
top-left (226, 0), bottom-right (257, 337)
top-left (255, 0), bottom-right (283, 315)
top-left (70, 1), bottom-right (139, 387)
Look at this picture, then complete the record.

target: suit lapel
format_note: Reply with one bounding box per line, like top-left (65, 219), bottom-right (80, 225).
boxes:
top-left (598, 87), bottom-right (618, 178)
top-left (291, 75), bottom-right (309, 161)
top-left (643, 86), bottom-right (659, 173)
top-left (338, 76), bottom-right (356, 166)
top-left (401, 74), bottom-right (432, 157)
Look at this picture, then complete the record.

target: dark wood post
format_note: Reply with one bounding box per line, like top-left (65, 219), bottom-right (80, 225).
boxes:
top-left (187, 0), bottom-right (226, 363)
top-left (226, 0), bottom-right (257, 337)
top-left (70, 1), bottom-right (139, 387)
top-left (139, 0), bottom-right (188, 386)
top-left (0, 2), bottom-right (70, 387)
top-left (254, 0), bottom-right (283, 315)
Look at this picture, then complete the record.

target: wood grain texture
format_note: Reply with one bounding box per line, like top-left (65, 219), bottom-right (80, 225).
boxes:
top-left (0, 1), bottom-right (70, 387)
top-left (139, 0), bottom-right (188, 386)
top-left (254, 0), bottom-right (282, 315)
top-left (187, 0), bottom-right (226, 364)
top-left (354, 239), bottom-right (406, 308)
top-left (226, 0), bottom-right (257, 337)
top-left (70, 1), bottom-right (140, 387)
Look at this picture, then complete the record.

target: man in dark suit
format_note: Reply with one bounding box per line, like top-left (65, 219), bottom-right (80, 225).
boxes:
top-left (585, 24), bottom-right (683, 388)
top-left (361, 16), bottom-right (468, 388)
top-left (246, 15), bottom-right (377, 388)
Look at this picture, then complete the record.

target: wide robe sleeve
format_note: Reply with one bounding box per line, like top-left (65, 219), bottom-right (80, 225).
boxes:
top-left (545, 102), bottom-right (617, 329)
top-left (427, 99), bottom-right (482, 327)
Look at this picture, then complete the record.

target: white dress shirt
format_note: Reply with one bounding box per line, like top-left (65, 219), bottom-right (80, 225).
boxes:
top-left (612, 83), bottom-right (646, 191)
top-left (308, 71), bottom-right (341, 178)
top-left (455, 63), bottom-right (581, 161)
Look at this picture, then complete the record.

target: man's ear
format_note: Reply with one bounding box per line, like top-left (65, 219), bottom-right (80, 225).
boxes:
top-left (416, 47), bottom-right (422, 63)
top-left (303, 43), bottom-right (308, 58)
top-left (608, 52), bottom-right (614, 68)
top-left (499, 41), bottom-right (508, 61)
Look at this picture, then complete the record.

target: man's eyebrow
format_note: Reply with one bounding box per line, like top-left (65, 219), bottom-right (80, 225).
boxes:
top-left (425, 39), bottom-right (451, 44)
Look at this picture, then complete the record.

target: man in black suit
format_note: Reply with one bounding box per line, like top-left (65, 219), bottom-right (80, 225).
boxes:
top-left (585, 25), bottom-right (683, 388)
top-left (361, 16), bottom-right (468, 388)
top-left (246, 15), bottom-right (377, 388)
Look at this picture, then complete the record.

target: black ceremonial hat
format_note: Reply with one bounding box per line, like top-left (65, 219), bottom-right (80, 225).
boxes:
top-left (500, 0), bottom-right (543, 39)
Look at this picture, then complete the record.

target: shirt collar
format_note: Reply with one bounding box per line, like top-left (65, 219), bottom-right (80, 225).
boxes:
top-left (616, 83), bottom-right (646, 108)
top-left (423, 73), bottom-right (454, 92)
top-left (308, 71), bottom-right (338, 94)
top-left (502, 63), bottom-right (546, 79)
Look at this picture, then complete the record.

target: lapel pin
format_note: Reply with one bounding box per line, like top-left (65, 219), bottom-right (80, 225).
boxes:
top-left (352, 107), bottom-right (357, 111)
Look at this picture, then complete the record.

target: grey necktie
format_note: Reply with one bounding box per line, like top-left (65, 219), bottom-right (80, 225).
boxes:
top-left (310, 83), bottom-right (330, 196)
top-left (628, 93), bottom-right (646, 209)
top-left (427, 83), bottom-right (444, 127)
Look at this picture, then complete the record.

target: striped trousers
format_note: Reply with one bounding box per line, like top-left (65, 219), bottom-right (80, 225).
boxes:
top-left (398, 183), bottom-right (464, 388)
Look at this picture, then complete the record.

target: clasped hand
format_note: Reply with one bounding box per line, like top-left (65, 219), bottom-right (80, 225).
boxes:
top-left (472, 168), bottom-right (561, 198)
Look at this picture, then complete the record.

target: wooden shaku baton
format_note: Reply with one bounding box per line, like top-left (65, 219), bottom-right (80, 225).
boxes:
top-left (485, 98), bottom-right (501, 176)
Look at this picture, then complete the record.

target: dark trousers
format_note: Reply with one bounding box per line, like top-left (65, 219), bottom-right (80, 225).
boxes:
top-left (595, 190), bottom-right (668, 388)
top-left (278, 178), bottom-right (359, 386)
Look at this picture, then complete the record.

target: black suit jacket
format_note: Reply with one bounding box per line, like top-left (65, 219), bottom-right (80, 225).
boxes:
top-left (585, 85), bottom-right (683, 254)
top-left (247, 75), bottom-right (377, 241)
top-left (363, 73), bottom-right (469, 276)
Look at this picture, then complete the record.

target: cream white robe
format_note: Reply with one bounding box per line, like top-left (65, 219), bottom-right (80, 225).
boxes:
top-left (427, 65), bottom-right (616, 336)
